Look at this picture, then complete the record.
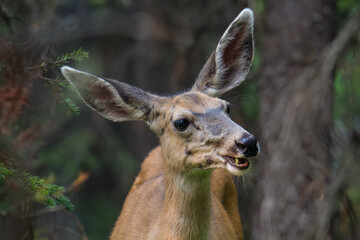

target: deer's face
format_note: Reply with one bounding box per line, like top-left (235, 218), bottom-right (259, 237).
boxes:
top-left (153, 91), bottom-right (258, 175)
top-left (61, 9), bottom-right (258, 177)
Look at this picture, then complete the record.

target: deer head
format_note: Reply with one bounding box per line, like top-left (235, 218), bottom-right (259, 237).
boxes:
top-left (61, 8), bottom-right (259, 177)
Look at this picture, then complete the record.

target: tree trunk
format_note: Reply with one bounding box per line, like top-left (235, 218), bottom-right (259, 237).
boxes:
top-left (252, 1), bottom-right (335, 239)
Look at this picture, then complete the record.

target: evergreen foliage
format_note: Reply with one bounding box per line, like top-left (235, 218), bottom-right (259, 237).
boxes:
top-left (43, 47), bottom-right (89, 116)
top-left (0, 164), bottom-right (74, 210)
top-left (33, 47), bottom-right (90, 72)
top-left (0, 45), bottom-right (89, 224)
top-left (55, 47), bottom-right (90, 65)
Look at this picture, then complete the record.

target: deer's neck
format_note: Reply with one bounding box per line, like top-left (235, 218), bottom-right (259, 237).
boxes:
top-left (158, 167), bottom-right (213, 240)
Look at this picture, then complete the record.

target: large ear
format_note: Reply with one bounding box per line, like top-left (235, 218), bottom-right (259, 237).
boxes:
top-left (61, 66), bottom-right (161, 122)
top-left (192, 8), bottom-right (254, 97)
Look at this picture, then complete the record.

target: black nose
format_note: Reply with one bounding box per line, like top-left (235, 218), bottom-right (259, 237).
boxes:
top-left (236, 135), bottom-right (259, 157)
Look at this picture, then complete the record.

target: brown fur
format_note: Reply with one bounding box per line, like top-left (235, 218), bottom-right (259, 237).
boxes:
top-left (109, 91), bottom-right (250, 240)
top-left (61, 8), bottom-right (257, 240)
top-left (111, 147), bottom-right (243, 240)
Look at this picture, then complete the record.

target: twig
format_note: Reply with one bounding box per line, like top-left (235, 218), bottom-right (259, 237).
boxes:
top-left (23, 206), bottom-right (65, 218)
top-left (36, 223), bottom-right (82, 238)
top-left (67, 211), bottom-right (89, 240)
top-left (26, 216), bottom-right (34, 240)
top-left (24, 59), bottom-right (72, 70)
top-left (39, 76), bottom-right (66, 82)
top-left (23, 206), bottom-right (89, 239)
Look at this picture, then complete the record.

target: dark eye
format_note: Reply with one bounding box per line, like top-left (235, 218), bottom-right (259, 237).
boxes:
top-left (226, 104), bottom-right (231, 114)
top-left (174, 118), bottom-right (190, 131)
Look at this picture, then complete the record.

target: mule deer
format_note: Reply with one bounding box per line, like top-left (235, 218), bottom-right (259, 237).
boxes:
top-left (62, 8), bottom-right (258, 240)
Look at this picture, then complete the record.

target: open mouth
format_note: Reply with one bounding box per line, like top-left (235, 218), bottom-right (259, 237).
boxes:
top-left (223, 156), bottom-right (250, 170)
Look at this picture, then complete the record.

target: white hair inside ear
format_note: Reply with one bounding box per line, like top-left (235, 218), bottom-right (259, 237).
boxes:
top-left (192, 8), bottom-right (255, 97)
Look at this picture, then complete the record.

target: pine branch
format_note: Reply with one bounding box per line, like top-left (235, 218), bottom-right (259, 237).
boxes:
top-left (60, 94), bottom-right (80, 116)
top-left (0, 164), bottom-right (74, 211)
top-left (45, 78), bottom-right (80, 116)
top-left (24, 47), bottom-right (89, 71)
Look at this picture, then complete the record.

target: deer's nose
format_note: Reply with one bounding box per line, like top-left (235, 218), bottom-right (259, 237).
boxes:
top-left (236, 135), bottom-right (259, 158)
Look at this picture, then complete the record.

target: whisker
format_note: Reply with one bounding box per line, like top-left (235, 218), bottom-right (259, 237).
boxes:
top-left (247, 163), bottom-right (263, 182)
top-left (225, 95), bottom-right (251, 103)
top-left (241, 175), bottom-right (248, 193)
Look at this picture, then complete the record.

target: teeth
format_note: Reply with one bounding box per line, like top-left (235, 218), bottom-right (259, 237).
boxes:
top-left (235, 158), bottom-right (239, 164)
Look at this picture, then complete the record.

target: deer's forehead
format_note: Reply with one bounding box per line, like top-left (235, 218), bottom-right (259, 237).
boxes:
top-left (166, 92), bottom-right (224, 113)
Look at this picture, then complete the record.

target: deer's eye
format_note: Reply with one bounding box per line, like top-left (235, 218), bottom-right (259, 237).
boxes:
top-left (174, 118), bottom-right (190, 131)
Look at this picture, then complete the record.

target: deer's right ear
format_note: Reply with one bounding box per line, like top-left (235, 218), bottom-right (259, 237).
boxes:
top-left (192, 8), bottom-right (254, 97)
top-left (61, 66), bottom-right (160, 122)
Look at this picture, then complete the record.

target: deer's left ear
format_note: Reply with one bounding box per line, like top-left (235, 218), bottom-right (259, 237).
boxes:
top-left (192, 8), bottom-right (255, 97)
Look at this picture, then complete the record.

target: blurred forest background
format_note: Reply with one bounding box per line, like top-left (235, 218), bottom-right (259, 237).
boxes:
top-left (0, 0), bottom-right (359, 239)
